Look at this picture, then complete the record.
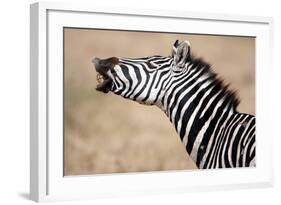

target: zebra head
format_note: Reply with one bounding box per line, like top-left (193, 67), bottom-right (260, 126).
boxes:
top-left (93, 40), bottom-right (191, 105)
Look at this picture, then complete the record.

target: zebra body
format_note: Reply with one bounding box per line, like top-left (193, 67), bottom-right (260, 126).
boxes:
top-left (93, 40), bottom-right (256, 169)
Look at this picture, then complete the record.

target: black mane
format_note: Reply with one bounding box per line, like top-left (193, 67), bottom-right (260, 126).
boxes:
top-left (189, 55), bottom-right (240, 111)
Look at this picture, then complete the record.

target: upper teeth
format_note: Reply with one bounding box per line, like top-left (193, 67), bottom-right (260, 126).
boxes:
top-left (97, 73), bottom-right (104, 83)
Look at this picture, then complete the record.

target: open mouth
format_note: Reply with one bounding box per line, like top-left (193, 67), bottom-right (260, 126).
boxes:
top-left (93, 57), bottom-right (119, 93)
top-left (96, 71), bottom-right (112, 93)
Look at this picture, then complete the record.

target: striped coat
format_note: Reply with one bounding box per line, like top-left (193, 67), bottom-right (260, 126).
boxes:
top-left (93, 40), bottom-right (256, 169)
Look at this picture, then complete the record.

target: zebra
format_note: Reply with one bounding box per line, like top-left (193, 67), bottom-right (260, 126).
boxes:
top-left (92, 40), bottom-right (256, 169)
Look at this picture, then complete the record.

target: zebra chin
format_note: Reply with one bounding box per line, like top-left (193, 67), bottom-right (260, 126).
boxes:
top-left (96, 78), bottom-right (113, 93)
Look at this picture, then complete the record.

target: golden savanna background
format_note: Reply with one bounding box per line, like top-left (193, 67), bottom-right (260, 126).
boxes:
top-left (64, 28), bottom-right (255, 176)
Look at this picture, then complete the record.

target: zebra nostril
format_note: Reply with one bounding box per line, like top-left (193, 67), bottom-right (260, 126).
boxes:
top-left (92, 57), bottom-right (100, 64)
top-left (92, 58), bottom-right (104, 72)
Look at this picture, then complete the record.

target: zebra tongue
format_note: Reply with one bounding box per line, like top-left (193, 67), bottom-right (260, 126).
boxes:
top-left (96, 78), bottom-right (112, 93)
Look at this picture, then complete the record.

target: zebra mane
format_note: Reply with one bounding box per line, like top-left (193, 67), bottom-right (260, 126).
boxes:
top-left (188, 55), bottom-right (240, 111)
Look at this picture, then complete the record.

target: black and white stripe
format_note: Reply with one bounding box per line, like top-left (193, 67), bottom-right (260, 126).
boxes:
top-left (94, 40), bottom-right (256, 169)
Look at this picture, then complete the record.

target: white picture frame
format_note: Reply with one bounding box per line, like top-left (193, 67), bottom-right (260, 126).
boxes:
top-left (30, 2), bottom-right (274, 202)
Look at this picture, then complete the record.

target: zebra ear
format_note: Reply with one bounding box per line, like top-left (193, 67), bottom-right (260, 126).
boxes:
top-left (171, 40), bottom-right (179, 56)
top-left (173, 40), bottom-right (179, 47)
top-left (173, 40), bottom-right (190, 67)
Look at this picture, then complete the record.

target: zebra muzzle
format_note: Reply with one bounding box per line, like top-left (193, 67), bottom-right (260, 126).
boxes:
top-left (96, 77), bottom-right (112, 93)
top-left (93, 57), bottom-right (116, 93)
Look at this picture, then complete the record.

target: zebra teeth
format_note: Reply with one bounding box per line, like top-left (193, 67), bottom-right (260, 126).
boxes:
top-left (96, 72), bottom-right (113, 93)
top-left (96, 73), bottom-right (104, 84)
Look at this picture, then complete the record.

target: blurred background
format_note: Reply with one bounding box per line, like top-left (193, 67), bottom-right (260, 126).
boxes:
top-left (63, 28), bottom-right (255, 176)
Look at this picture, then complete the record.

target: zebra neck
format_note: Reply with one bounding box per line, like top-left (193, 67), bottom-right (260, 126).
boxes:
top-left (158, 68), bottom-right (238, 167)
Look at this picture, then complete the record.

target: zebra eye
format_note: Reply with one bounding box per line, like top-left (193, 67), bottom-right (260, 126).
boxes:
top-left (146, 61), bottom-right (157, 68)
top-left (146, 61), bottom-right (153, 68)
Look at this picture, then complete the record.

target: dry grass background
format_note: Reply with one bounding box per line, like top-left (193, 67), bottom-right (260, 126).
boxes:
top-left (63, 28), bottom-right (255, 176)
